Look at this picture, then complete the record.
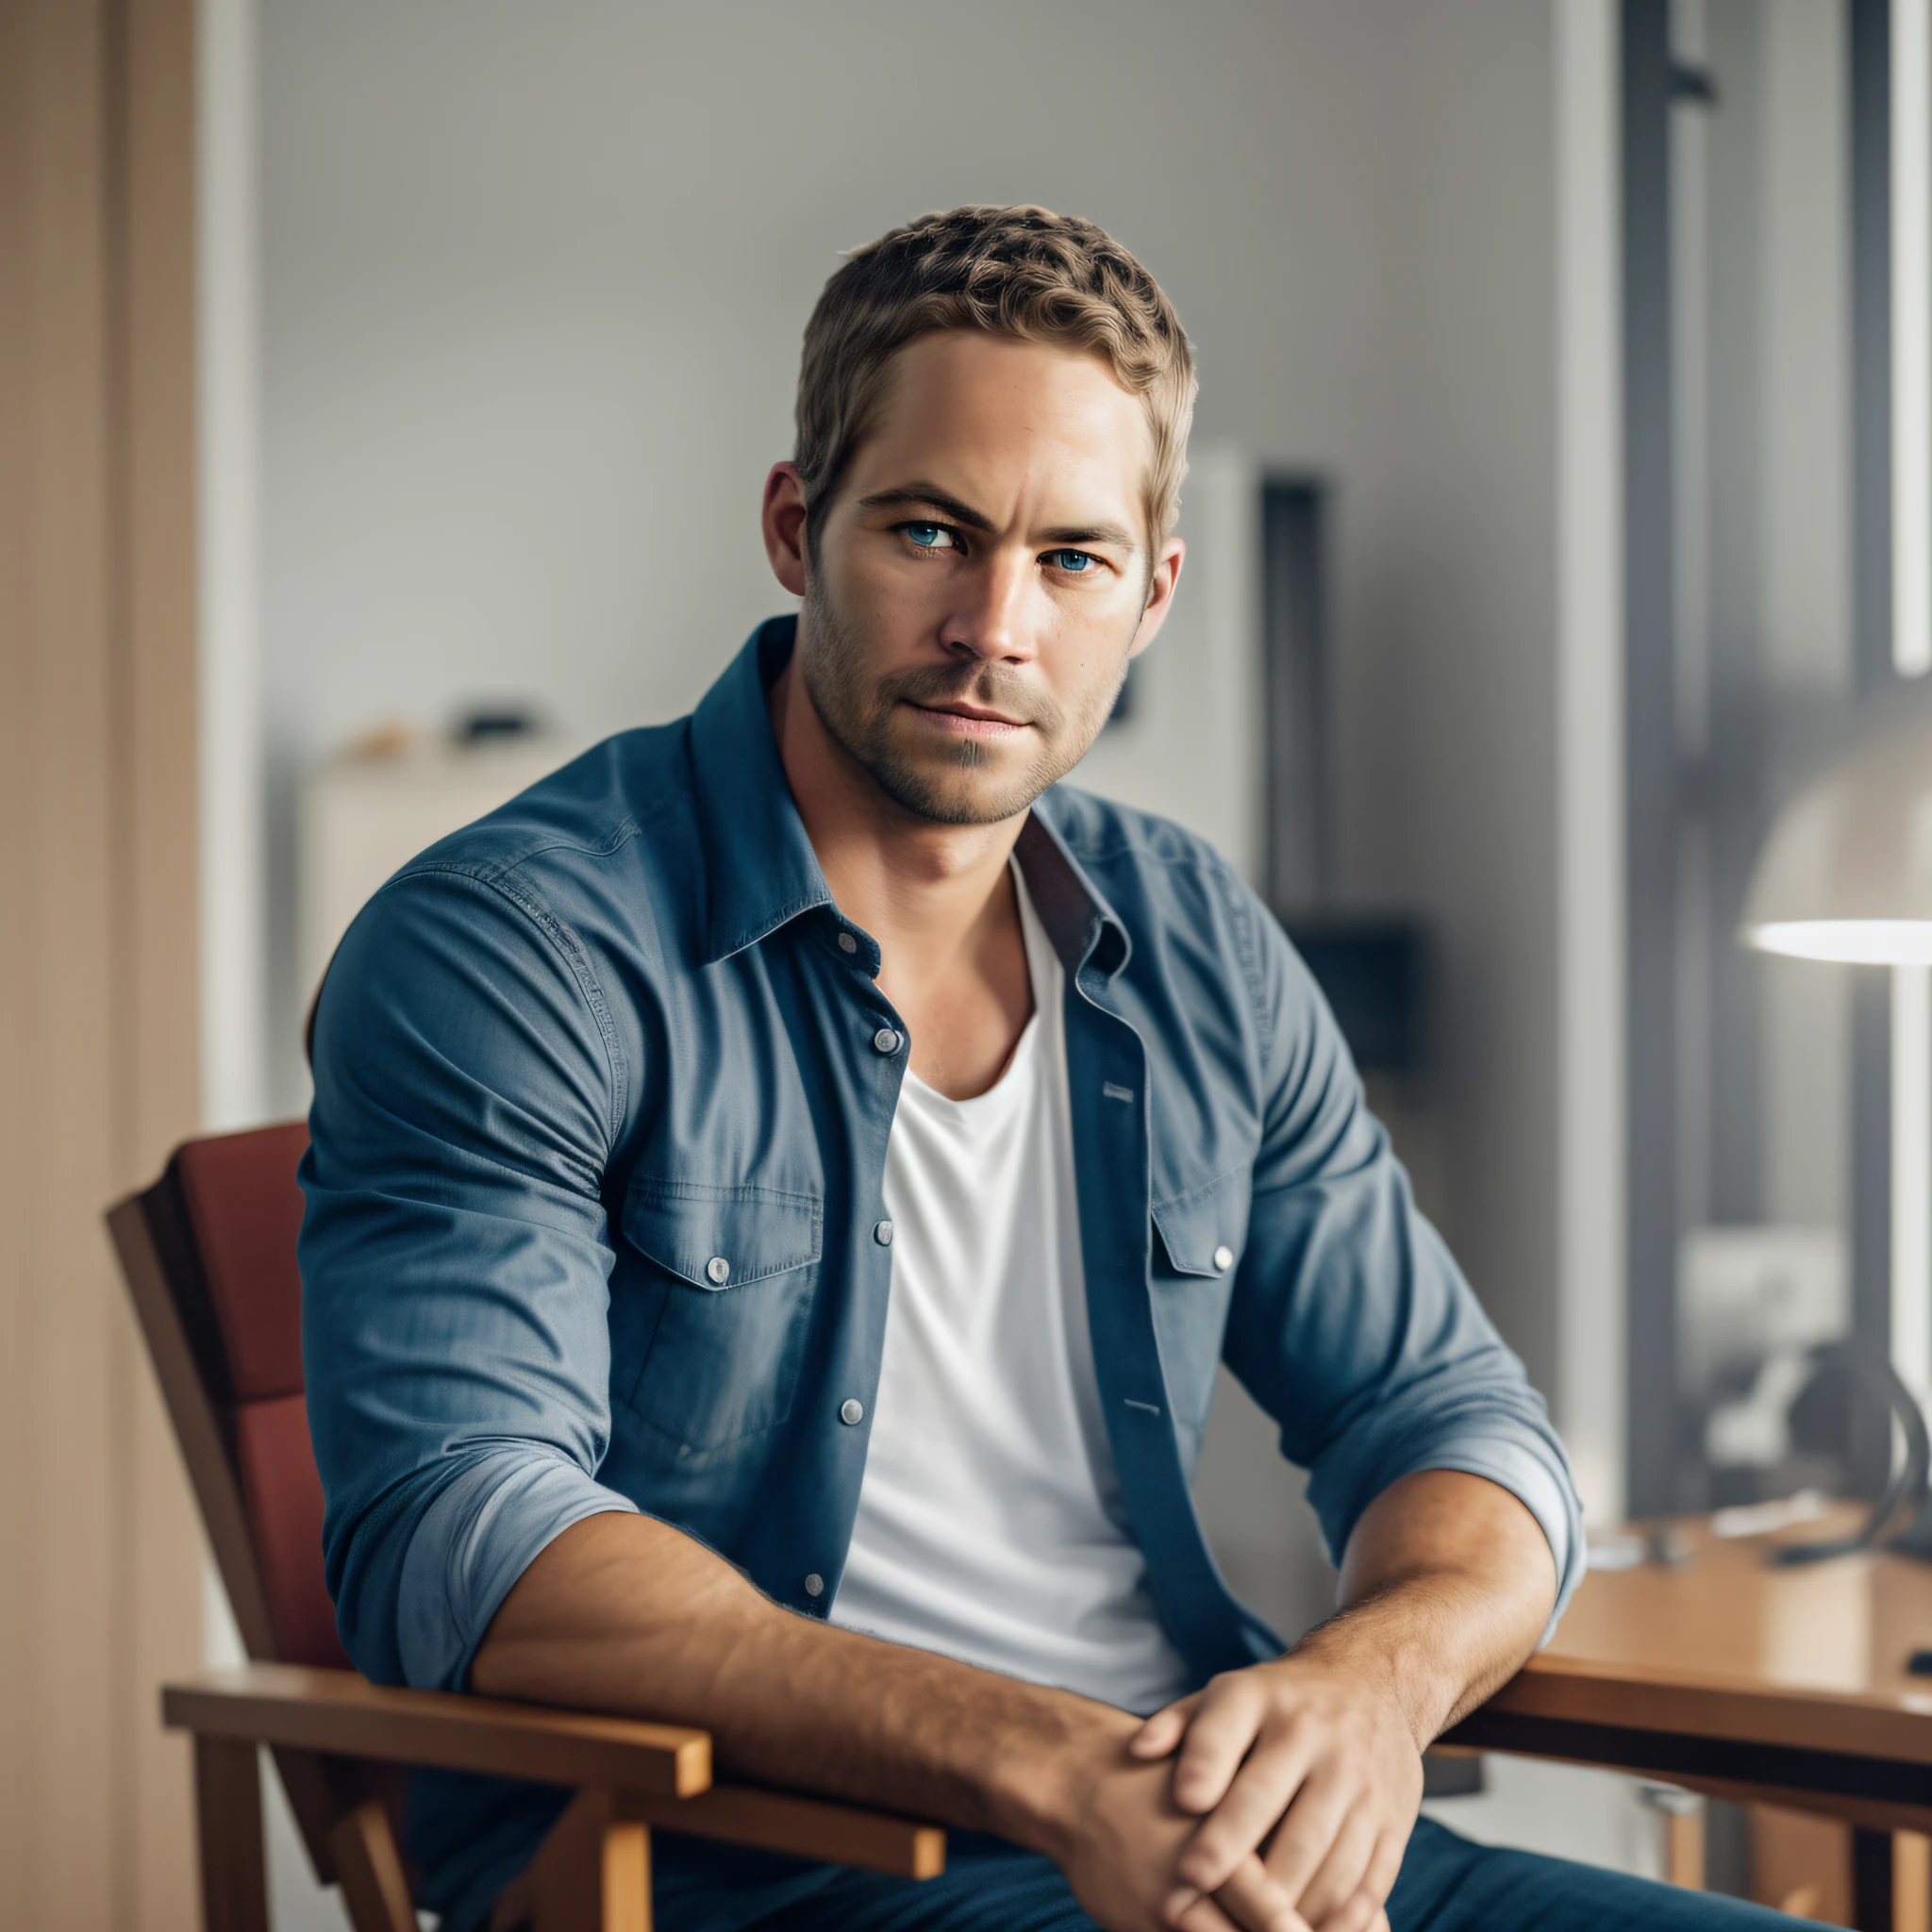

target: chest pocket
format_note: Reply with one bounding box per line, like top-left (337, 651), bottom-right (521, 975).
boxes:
top-left (1148, 1168), bottom-right (1252, 1461)
top-left (620, 1176), bottom-right (823, 1453)
top-left (1151, 1168), bottom-right (1251, 1283)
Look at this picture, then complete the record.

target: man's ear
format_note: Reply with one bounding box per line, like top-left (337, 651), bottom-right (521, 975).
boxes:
top-left (763, 462), bottom-right (811, 599)
top-left (1128, 538), bottom-right (1186, 658)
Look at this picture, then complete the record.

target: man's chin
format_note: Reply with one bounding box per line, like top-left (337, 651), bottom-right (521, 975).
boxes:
top-left (865, 745), bottom-right (1054, 828)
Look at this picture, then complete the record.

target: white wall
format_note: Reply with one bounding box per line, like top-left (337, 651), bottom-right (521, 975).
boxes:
top-left (260, 0), bottom-right (1403, 760)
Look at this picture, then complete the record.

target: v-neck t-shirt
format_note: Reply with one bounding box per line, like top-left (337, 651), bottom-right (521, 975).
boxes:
top-left (828, 867), bottom-right (1194, 1714)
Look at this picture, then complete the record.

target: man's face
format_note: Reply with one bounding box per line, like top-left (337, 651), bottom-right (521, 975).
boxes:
top-left (787, 331), bottom-right (1183, 826)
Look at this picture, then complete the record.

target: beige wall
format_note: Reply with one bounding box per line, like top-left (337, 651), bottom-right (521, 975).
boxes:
top-left (0, 1), bottom-right (205, 1924)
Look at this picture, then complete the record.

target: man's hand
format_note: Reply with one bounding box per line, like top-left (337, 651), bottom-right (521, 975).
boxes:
top-left (1127, 1649), bottom-right (1420, 1932)
top-left (1123, 1469), bottom-right (1561, 1932)
top-left (1033, 1711), bottom-right (1312, 1932)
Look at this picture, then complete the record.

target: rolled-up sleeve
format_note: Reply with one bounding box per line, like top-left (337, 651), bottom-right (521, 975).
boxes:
top-left (300, 865), bottom-right (639, 1691)
top-left (1221, 899), bottom-right (1584, 1640)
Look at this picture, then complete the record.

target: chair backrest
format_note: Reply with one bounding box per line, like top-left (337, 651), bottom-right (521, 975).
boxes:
top-left (108, 1120), bottom-right (383, 1883)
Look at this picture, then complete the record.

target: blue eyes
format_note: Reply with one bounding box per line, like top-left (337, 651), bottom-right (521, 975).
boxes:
top-left (897, 524), bottom-right (1099, 575)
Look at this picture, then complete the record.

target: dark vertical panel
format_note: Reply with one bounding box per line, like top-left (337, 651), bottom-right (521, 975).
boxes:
top-left (1855, 972), bottom-right (1894, 1388)
top-left (1851, 1824), bottom-right (1894, 1931)
top-left (1703, 764), bottom-right (1768, 1231)
top-left (1851, 0), bottom-right (1892, 1391)
top-left (1261, 478), bottom-right (1330, 910)
top-left (1624, 0), bottom-right (1683, 1516)
top-left (1853, 0), bottom-right (1894, 698)
top-left (1704, 0), bottom-right (1766, 1228)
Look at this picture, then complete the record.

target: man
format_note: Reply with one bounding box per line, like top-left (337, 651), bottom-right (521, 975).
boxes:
top-left (302, 207), bottom-right (1792, 1932)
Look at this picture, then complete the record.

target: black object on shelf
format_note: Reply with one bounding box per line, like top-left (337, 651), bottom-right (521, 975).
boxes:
top-left (455, 705), bottom-right (541, 744)
top-left (1279, 915), bottom-right (1428, 1076)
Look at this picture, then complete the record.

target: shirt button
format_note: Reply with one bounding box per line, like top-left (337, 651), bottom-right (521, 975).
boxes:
top-left (705, 1256), bottom-right (731, 1287)
top-left (804, 1573), bottom-right (824, 1598)
top-left (1212, 1244), bottom-right (1235, 1274)
top-left (873, 1026), bottom-right (902, 1055)
top-left (840, 1398), bottom-right (865, 1425)
top-left (874, 1219), bottom-right (894, 1247)
top-left (838, 931), bottom-right (858, 954)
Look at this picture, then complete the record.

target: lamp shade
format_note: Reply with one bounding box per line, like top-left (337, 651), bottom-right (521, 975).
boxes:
top-left (1740, 701), bottom-right (1932, 964)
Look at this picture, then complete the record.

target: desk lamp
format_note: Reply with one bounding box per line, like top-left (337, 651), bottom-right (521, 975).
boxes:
top-left (1740, 698), bottom-right (1932, 1559)
top-left (1740, 700), bottom-right (1932, 965)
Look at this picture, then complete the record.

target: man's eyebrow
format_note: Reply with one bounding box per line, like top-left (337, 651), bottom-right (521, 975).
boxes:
top-left (852, 485), bottom-right (995, 532)
top-left (1039, 521), bottom-right (1139, 552)
top-left (854, 485), bottom-right (1140, 554)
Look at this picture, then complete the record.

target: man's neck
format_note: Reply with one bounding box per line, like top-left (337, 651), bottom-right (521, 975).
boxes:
top-left (768, 654), bottom-right (1025, 970)
top-left (768, 655), bottom-right (1033, 1098)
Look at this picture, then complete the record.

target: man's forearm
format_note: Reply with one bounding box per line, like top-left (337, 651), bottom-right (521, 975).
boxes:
top-left (470, 1509), bottom-right (1126, 1842)
top-left (1317, 1466), bottom-right (1558, 1742)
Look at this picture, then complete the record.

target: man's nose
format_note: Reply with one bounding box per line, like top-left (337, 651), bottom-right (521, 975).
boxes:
top-left (941, 549), bottom-right (1038, 665)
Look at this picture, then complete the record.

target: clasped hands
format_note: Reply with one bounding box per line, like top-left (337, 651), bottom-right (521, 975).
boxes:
top-left (1049, 1645), bottom-right (1425, 1932)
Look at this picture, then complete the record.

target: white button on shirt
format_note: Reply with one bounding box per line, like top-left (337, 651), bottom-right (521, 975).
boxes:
top-left (830, 867), bottom-right (1193, 1715)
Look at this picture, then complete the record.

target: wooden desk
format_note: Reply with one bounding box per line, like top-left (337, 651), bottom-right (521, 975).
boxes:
top-left (1445, 1513), bottom-right (1932, 1926)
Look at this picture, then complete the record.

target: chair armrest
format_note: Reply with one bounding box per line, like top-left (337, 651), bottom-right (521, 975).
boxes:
top-left (628, 1784), bottom-right (946, 1879)
top-left (169, 1664), bottom-right (948, 1886)
top-left (162, 1663), bottom-right (711, 1797)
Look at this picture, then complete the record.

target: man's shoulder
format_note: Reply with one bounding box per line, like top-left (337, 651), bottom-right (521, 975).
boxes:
top-left (1036, 781), bottom-right (1252, 904)
top-left (391, 721), bottom-right (699, 902)
top-left (312, 721), bottom-right (703, 1106)
top-left (1035, 782), bottom-right (1287, 1038)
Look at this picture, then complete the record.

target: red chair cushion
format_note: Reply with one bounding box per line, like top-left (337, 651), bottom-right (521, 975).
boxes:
top-left (232, 1391), bottom-right (349, 1671)
top-left (174, 1121), bottom-right (310, 1402)
top-left (171, 1121), bottom-right (346, 1670)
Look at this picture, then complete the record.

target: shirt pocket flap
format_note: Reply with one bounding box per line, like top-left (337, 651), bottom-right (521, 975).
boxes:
top-left (1151, 1168), bottom-right (1250, 1279)
top-left (622, 1177), bottom-right (822, 1291)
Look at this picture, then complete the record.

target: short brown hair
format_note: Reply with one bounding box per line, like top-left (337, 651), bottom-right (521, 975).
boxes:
top-left (794, 206), bottom-right (1197, 552)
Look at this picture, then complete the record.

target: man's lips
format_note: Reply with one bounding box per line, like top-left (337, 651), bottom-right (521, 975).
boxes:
top-left (899, 697), bottom-right (1032, 738)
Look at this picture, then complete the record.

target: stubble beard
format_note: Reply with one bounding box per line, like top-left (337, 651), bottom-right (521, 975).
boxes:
top-left (795, 576), bottom-right (1128, 827)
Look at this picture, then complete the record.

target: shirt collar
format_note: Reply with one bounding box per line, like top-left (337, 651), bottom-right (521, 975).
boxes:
top-left (1015, 803), bottom-right (1132, 983)
top-left (689, 616), bottom-right (834, 966)
top-left (687, 614), bottom-right (1130, 982)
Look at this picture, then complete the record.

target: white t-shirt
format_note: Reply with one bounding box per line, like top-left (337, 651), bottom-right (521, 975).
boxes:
top-left (829, 867), bottom-right (1195, 1715)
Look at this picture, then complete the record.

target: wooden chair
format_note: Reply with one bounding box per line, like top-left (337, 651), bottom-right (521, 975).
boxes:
top-left (107, 1123), bottom-right (944, 1932)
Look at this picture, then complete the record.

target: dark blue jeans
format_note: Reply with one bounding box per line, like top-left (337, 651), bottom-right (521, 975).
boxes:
top-left (652, 1819), bottom-right (1804, 1932)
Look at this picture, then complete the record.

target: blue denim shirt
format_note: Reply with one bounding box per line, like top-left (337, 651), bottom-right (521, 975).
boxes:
top-left (301, 616), bottom-right (1581, 1927)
